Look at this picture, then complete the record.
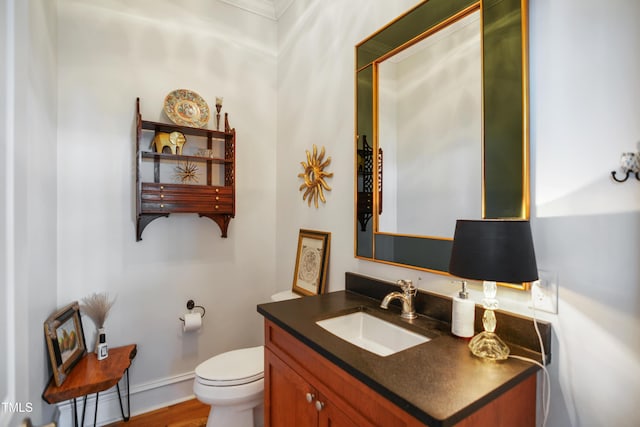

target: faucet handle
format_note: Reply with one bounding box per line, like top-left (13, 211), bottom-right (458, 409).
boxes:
top-left (397, 279), bottom-right (416, 295)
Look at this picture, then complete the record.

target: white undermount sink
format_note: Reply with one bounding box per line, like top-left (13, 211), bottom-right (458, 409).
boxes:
top-left (315, 311), bottom-right (430, 357)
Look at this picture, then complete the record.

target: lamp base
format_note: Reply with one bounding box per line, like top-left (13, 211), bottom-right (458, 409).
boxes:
top-left (469, 331), bottom-right (510, 360)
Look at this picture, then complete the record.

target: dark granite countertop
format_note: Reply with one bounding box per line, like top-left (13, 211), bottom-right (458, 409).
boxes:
top-left (257, 290), bottom-right (541, 427)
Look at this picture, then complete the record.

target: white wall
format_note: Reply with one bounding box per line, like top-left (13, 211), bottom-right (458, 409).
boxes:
top-left (377, 58), bottom-right (398, 233)
top-left (2, 0), bottom-right (59, 425)
top-left (6, 0), bottom-right (639, 426)
top-left (53, 0), bottom-right (277, 424)
top-left (277, 1), bottom-right (640, 427)
top-left (275, 0), bottom-right (416, 294)
top-left (528, 1), bottom-right (640, 425)
top-left (1, 1), bottom-right (11, 422)
top-left (381, 14), bottom-right (482, 236)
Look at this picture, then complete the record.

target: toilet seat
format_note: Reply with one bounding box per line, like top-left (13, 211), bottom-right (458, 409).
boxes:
top-left (195, 346), bottom-right (264, 387)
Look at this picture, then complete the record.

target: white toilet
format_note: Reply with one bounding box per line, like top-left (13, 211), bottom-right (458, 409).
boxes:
top-left (193, 290), bottom-right (300, 427)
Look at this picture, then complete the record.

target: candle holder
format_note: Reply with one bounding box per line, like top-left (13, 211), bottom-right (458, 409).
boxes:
top-left (215, 97), bottom-right (223, 130)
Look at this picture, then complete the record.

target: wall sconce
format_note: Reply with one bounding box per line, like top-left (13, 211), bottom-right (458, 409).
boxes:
top-left (611, 152), bottom-right (640, 182)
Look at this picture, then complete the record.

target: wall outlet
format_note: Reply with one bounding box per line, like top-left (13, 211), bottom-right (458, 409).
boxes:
top-left (529, 269), bottom-right (558, 314)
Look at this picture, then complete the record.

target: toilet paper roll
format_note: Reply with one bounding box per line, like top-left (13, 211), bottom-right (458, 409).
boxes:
top-left (183, 312), bottom-right (202, 332)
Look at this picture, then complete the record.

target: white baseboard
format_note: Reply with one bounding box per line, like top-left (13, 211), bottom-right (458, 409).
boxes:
top-left (55, 371), bottom-right (197, 426)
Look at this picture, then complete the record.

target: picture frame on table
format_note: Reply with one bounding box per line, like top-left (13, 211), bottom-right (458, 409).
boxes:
top-left (44, 301), bottom-right (87, 386)
top-left (292, 229), bottom-right (331, 296)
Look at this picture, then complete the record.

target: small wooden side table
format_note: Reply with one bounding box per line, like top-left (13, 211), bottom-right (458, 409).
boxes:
top-left (43, 344), bottom-right (137, 427)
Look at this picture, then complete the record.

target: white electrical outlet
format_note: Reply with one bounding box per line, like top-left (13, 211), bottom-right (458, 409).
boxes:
top-left (529, 269), bottom-right (558, 314)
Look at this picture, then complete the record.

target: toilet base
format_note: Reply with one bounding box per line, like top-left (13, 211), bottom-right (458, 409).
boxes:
top-left (194, 378), bottom-right (264, 427)
top-left (205, 401), bottom-right (264, 427)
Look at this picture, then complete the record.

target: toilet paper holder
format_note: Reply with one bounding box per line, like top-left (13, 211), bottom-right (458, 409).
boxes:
top-left (179, 299), bottom-right (206, 323)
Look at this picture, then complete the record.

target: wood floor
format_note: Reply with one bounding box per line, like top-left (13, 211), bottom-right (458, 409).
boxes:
top-left (104, 398), bottom-right (210, 427)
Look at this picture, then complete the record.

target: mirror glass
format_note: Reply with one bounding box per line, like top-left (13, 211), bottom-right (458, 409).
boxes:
top-left (378, 11), bottom-right (481, 237)
top-left (355, 0), bottom-right (529, 278)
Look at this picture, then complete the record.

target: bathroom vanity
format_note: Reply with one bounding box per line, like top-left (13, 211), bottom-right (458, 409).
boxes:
top-left (258, 274), bottom-right (549, 427)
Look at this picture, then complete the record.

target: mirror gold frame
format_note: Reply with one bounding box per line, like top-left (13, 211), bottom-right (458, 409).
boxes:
top-left (355, 0), bottom-right (530, 287)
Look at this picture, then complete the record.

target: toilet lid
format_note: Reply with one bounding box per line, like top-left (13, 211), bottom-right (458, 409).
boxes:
top-left (195, 346), bottom-right (264, 386)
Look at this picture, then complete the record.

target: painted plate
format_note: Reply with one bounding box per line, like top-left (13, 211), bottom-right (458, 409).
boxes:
top-left (163, 89), bottom-right (210, 128)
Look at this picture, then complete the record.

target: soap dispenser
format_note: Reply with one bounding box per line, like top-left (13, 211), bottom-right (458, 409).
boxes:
top-left (452, 281), bottom-right (475, 338)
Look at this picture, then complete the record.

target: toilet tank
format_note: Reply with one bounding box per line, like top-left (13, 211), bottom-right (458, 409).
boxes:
top-left (270, 290), bottom-right (302, 302)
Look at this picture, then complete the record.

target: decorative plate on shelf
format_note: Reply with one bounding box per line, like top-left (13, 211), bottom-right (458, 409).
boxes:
top-left (163, 89), bottom-right (210, 128)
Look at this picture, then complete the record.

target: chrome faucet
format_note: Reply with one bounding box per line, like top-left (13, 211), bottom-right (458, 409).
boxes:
top-left (380, 279), bottom-right (418, 319)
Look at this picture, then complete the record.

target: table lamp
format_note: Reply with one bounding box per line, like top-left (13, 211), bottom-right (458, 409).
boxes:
top-left (449, 219), bottom-right (538, 360)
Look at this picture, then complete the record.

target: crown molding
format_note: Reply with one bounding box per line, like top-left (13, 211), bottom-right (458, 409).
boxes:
top-left (219, 0), bottom-right (274, 19)
top-left (219, 0), bottom-right (293, 21)
top-left (273, 0), bottom-right (294, 19)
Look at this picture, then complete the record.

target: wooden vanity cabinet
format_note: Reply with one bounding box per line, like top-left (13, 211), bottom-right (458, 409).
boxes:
top-left (264, 319), bottom-right (537, 427)
top-left (135, 98), bottom-right (235, 241)
top-left (265, 319), bottom-right (421, 427)
top-left (266, 348), bottom-right (359, 427)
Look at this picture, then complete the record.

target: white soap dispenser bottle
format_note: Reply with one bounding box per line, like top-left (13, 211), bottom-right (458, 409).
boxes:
top-left (452, 281), bottom-right (475, 338)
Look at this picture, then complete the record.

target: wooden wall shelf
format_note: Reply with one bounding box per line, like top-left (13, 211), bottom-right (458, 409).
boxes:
top-left (135, 97), bottom-right (236, 241)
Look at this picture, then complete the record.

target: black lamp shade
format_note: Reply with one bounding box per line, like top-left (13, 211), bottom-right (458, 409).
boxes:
top-left (449, 220), bottom-right (538, 283)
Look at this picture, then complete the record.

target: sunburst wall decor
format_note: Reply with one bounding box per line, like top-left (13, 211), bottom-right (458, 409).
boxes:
top-left (174, 161), bottom-right (199, 184)
top-left (298, 144), bottom-right (333, 208)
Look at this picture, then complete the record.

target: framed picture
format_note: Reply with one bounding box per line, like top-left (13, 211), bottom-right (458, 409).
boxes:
top-left (292, 229), bottom-right (331, 296)
top-left (44, 301), bottom-right (87, 386)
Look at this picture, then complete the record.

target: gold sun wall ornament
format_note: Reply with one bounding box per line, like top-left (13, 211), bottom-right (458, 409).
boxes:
top-left (298, 144), bottom-right (333, 208)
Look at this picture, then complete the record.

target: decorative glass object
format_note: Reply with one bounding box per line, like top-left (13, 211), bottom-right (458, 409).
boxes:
top-left (468, 280), bottom-right (510, 360)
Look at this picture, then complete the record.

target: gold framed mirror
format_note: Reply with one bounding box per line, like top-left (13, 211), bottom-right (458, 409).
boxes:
top-left (355, 0), bottom-right (530, 286)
